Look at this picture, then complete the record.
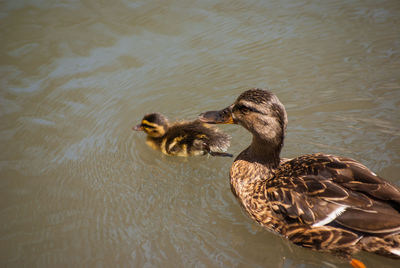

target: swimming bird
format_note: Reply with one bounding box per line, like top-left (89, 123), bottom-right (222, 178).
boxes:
top-left (133, 113), bottom-right (232, 157)
top-left (199, 88), bottom-right (400, 268)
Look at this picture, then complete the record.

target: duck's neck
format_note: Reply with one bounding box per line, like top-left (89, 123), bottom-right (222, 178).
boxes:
top-left (146, 136), bottom-right (164, 151)
top-left (245, 134), bottom-right (282, 168)
top-left (230, 135), bottom-right (280, 230)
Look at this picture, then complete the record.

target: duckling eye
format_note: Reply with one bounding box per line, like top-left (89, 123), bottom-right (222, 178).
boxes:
top-left (141, 123), bottom-right (155, 129)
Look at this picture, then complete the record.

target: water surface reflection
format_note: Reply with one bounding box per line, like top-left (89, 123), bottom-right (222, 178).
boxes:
top-left (1, 0), bottom-right (399, 267)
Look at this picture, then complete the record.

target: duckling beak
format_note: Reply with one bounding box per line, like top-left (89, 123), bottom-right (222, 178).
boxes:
top-left (132, 124), bottom-right (143, 131)
top-left (199, 106), bottom-right (234, 124)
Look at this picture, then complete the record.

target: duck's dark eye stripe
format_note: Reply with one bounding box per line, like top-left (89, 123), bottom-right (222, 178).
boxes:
top-left (141, 123), bottom-right (155, 128)
top-left (235, 104), bottom-right (262, 114)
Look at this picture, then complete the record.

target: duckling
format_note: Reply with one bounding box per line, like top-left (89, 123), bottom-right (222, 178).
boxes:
top-left (199, 88), bottom-right (400, 268)
top-left (133, 113), bottom-right (232, 157)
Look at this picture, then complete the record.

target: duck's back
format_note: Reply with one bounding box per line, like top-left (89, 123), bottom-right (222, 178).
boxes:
top-left (162, 120), bottom-right (230, 156)
top-left (266, 153), bottom-right (400, 235)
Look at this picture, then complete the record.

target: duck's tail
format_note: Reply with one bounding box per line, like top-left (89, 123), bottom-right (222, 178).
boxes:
top-left (360, 234), bottom-right (400, 258)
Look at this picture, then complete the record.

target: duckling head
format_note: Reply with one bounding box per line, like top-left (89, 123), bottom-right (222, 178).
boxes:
top-left (199, 88), bottom-right (288, 155)
top-left (133, 113), bottom-right (169, 138)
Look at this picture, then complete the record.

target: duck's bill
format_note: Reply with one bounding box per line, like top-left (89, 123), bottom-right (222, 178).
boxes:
top-left (132, 124), bottom-right (143, 131)
top-left (199, 107), bottom-right (234, 124)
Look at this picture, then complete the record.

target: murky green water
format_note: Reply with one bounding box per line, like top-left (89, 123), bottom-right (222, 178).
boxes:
top-left (1, 0), bottom-right (399, 267)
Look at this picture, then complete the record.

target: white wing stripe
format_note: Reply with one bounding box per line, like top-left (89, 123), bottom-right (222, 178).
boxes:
top-left (389, 248), bottom-right (400, 256)
top-left (312, 206), bottom-right (347, 227)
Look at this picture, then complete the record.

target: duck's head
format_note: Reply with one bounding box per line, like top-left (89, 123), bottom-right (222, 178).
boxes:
top-left (133, 113), bottom-right (169, 138)
top-left (199, 88), bottom-right (288, 153)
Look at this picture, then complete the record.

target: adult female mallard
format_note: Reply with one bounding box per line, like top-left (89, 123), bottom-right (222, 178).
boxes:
top-left (199, 88), bottom-right (400, 268)
top-left (133, 113), bottom-right (232, 157)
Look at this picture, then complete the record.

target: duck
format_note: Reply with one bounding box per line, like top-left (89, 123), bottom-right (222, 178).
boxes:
top-left (133, 112), bottom-right (232, 157)
top-left (199, 88), bottom-right (400, 268)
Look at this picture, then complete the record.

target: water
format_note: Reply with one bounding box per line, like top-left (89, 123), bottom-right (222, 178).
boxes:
top-left (1, 0), bottom-right (399, 267)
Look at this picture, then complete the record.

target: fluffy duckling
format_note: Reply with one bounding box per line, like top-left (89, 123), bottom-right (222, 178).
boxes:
top-left (199, 88), bottom-right (400, 268)
top-left (133, 113), bottom-right (232, 157)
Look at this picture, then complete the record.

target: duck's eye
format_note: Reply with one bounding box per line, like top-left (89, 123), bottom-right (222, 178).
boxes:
top-left (234, 104), bottom-right (262, 114)
top-left (236, 105), bottom-right (251, 114)
top-left (241, 107), bottom-right (250, 114)
top-left (141, 123), bottom-right (155, 129)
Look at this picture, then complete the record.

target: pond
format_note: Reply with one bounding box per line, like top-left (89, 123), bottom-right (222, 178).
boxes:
top-left (1, 0), bottom-right (399, 267)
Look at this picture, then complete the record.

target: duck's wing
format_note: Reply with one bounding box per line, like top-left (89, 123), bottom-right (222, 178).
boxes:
top-left (265, 154), bottom-right (400, 235)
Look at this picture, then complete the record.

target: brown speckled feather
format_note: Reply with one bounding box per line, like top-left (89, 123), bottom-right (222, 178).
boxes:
top-left (267, 154), bottom-right (400, 235)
